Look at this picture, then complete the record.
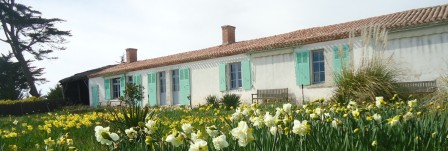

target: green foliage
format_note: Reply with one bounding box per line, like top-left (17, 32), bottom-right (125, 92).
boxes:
top-left (0, 53), bottom-right (27, 100)
top-left (205, 95), bottom-right (218, 108)
top-left (46, 84), bottom-right (63, 100)
top-left (109, 83), bottom-right (152, 131)
top-left (221, 93), bottom-right (240, 109)
top-left (0, 96), bottom-right (44, 104)
top-left (333, 56), bottom-right (399, 104)
top-left (0, 0), bottom-right (71, 97)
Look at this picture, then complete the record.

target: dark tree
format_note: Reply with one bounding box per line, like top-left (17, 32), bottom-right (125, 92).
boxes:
top-left (0, 53), bottom-right (47, 100)
top-left (0, 53), bottom-right (27, 99)
top-left (0, 0), bottom-right (71, 97)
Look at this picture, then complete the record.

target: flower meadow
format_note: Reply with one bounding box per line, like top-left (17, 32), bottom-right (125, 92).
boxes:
top-left (1, 97), bottom-right (448, 151)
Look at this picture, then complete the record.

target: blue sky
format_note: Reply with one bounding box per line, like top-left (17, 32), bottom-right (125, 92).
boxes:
top-left (4, 0), bottom-right (448, 94)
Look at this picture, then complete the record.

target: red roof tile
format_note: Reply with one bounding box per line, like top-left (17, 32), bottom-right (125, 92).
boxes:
top-left (90, 4), bottom-right (448, 77)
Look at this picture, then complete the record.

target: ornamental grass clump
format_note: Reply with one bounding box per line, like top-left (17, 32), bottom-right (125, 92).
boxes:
top-left (221, 93), bottom-right (240, 110)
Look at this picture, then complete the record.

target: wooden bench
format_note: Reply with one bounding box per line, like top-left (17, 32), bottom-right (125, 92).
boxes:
top-left (251, 88), bottom-right (288, 103)
top-left (395, 80), bottom-right (437, 94)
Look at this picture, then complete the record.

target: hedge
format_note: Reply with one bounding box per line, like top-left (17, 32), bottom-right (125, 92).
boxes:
top-left (0, 97), bottom-right (61, 116)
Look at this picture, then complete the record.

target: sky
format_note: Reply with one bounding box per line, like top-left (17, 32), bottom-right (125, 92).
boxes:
top-left (3, 0), bottom-right (448, 95)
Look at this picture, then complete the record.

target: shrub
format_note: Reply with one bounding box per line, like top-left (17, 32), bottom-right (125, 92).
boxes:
top-left (221, 93), bottom-right (240, 109)
top-left (46, 84), bottom-right (63, 100)
top-left (109, 83), bottom-right (153, 130)
top-left (205, 95), bottom-right (218, 108)
top-left (0, 97), bottom-right (60, 116)
top-left (333, 55), bottom-right (399, 104)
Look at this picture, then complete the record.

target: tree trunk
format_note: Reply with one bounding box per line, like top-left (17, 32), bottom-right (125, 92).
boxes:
top-left (13, 50), bottom-right (40, 97)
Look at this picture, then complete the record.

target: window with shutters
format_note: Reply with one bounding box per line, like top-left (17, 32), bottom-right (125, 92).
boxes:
top-left (111, 78), bottom-right (121, 99)
top-left (127, 76), bottom-right (133, 84)
top-left (229, 62), bottom-right (242, 89)
top-left (312, 49), bottom-right (325, 84)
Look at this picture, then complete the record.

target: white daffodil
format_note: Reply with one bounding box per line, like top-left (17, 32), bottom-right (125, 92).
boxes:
top-left (206, 125), bottom-right (219, 138)
top-left (314, 108), bottom-right (323, 115)
top-left (264, 112), bottom-right (276, 127)
top-left (166, 131), bottom-right (185, 147)
top-left (94, 126), bottom-right (119, 145)
top-left (13, 120), bottom-right (18, 125)
top-left (249, 116), bottom-right (263, 128)
top-left (388, 115), bottom-right (400, 126)
top-left (145, 120), bottom-right (157, 134)
top-left (373, 113), bottom-right (382, 122)
top-left (231, 121), bottom-right (255, 147)
top-left (283, 103), bottom-right (292, 114)
top-left (212, 134), bottom-right (229, 151)
top-left (182, 123), bottom-right (194, 134)
top-left (375, 97), bottom-right (384, 108)
top-left (270, 126), bottom-right (277, 135)
top-left (408, 99), bottom-right (417, 108)
top-left (188, 139), bottom-right (208, 151)
top-left (125, 127), bottom-right (138, 139)
top-left (331, 119), bottom-right (340, 128)
top-left (292, 120), bottom-right (310, 136)
top-left (403, 112), bottom-right (413, 121)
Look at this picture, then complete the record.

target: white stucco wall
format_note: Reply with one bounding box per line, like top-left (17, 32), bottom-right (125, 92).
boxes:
top-left (89, 24), bottom-right (448, 107)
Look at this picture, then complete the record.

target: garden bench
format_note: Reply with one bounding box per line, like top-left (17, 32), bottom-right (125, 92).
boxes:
top-left (251, 88), bottom-right (288, 103)
top-left (394, 80), bottom-right (437, 94)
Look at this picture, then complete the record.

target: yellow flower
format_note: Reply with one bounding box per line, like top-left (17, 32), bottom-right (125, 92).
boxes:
top-left (371, 140), bottom-right (377, 147)
top-left (9, 145), bottom-right (17, 151)
top-left (353, 128), bottom-right (359, 134)
top-left (44, 137), bottom-right (55, 146)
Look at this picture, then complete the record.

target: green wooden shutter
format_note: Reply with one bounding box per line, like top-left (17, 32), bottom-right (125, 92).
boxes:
top-left (133, 74), bottom-right (142, 106)
top-left (333, 45), bottom-right (350, 77)
top-left (147, 73), bottom-right (157, 106)
top-left (219, 63), bottom-right (226, 91)
top-left (180, 68), bottom-right (191, 105)
top-left (104, 79), bottom-right (111, 100)
top-left (333, 46), bottom-right (342, 76)
top-left (296, 50), bottom-right (311, 85)
top-left (241, 59), bottom-right (252, 90)
top-left (120, 75), bottom-right (125, 97)
top-left (91, 85), bottom-right (99, 108)
top-left (343, 44), bottom-right (350, 69)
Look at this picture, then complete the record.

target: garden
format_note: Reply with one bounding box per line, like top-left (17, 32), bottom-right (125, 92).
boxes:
top-left (1, 92), bottom-right (447, 150)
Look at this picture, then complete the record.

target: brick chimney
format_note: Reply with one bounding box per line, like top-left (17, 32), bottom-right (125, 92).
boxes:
top-left (126, 48), bottom-right (137, 63)
top-left (221, 25), bottom-right (235, 45)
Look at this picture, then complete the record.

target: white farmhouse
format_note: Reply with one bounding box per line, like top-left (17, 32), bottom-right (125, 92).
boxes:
top-left (87, 4), bottom-right (448, 107)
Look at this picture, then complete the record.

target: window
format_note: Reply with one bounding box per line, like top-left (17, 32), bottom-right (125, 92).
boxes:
top-left (230, 62), bottom-right (242, 89)
top-left (159, 72), bottom-right (166, 93)
top-left (111, 78), bottom-right (121, 99)
top-left (172, 70), bottom-right (179, 91)
top-left (127, 76), bottom-right (133, 84)
top-left (312, 49), bottom-right (325, 84)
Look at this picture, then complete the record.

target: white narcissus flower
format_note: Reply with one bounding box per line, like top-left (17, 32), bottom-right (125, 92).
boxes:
top-left (206, 126), bottom-right (219, 138)
top-left (283, 103), bottom-right (292, 114)
top-left (331, 119), bottom-right (340, 128)
top-left (188, 139), bottom-right (208, 151)
top-left (249, 116), bottom-right (263, 128)
top-left (314, 108), bottom-right (322, 115)
top-left (94, 126), bottom-right (119, 145)
top-left (13, 120), bottom-right (18, 125)
top-left (242, 107), bottom-right (250, 116)
top-left (388, 115), bottom-right (400, 126)
top-left (292, 120), bottom-right (311, 136)
top-left (212, 134), bottom-right (229, 151)
top-left (230, 109), bottom-right (243, 121)
top-left (408, 99), bottom-right (417, 108)
top-left (125, 127), bottom-right (138, 139)
top-left (347, 101), bottom-right (357, 109)
top-left (270, 126), bottom-right (277, 135)
top-left (264, 112), bottom-right (276, 127)
top-left (351, 109), bottom-right (360, 117)
top-left (231, 121), bottom-right (255, 147)
top-left (403, 112), bottom-right (413, 121)
top-left (145, 120), bottom-right (157, 134)
top-left (373, 113), bottom-right (382, 122)
top-left (310, 113), bottom-right (318, 120)
top-left (166, 131), bottom-right (185, 147)
top-left (376, 97), bottom-right (384, 108)
top-left (182, 123), bottom-right (194, 134)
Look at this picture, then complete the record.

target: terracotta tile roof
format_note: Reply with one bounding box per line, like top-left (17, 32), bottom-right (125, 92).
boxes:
top-left (90, 4), bottom-right (448, 77)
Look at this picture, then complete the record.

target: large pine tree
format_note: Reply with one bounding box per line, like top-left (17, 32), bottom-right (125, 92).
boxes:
top-left (0, 0), bottom-right (71, 97)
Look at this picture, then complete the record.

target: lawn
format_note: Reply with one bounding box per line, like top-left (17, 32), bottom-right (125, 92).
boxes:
top-left (0, 98), bottom-right (447, 151)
